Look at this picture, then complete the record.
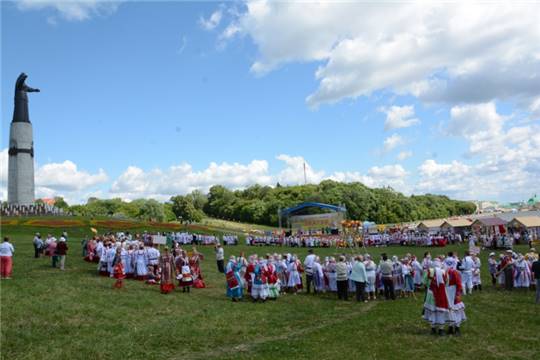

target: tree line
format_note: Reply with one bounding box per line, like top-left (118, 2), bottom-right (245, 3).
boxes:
top-left (60, 180), bottom-right (476, 226)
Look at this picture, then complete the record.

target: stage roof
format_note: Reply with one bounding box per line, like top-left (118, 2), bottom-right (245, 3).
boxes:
top-left (280, 202), bottom-right (347, 217)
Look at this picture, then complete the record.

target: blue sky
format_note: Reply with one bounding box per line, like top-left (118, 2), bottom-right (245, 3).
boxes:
top-left (1, 1), bottom-right (539, 204)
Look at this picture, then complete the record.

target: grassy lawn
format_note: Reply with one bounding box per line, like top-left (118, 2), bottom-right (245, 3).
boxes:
top-left (1, 224), bottom-right (539, 360)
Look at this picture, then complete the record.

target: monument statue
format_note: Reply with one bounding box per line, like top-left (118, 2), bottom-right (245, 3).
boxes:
top-left (12, 72), bottom-right (40, 124)
top-left (8, 73), bottom-right (39, 205)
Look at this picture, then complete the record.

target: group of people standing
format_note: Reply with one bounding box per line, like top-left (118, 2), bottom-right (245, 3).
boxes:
top-left (84, 236), bottom-right (206, 294)
top-left (33, 232), bottom-right (69, 270)
top-left (488, 249), bottom-right (540, 295)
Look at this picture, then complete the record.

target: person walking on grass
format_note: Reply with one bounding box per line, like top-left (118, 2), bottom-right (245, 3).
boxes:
top-left (57, 237), bottom-right (69, 271)
top-left (33, 233), bottom-right (43, 258)
top-left (0, 237), bottom-right (15, 279)
top-left (215, 243), bottom-right (225, 273)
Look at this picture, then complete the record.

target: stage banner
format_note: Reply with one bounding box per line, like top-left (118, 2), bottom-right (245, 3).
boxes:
top-left (152, 235), bottom-right (167, 245)
top-left (290, 212), bottom-right (344, 230)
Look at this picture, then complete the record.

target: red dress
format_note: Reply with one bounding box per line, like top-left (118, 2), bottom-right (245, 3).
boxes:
top-left (113, 262), bottom-right (125, 289)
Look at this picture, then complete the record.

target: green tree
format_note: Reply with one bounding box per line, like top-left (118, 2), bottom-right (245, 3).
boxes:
top-left (170, 195), bottom-right (203, 223)
top-left (137, 199), bottom-right (165, 222)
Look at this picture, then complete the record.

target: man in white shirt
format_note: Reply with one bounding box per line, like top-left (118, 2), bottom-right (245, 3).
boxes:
top-left (460, 251), bottom-right (475, 295)
top-left (215, 244), bottom-right (225, 273)
top-left (304, 249), bottom-right (317, 294)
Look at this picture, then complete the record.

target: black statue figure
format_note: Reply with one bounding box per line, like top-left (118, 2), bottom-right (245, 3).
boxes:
top-left (12, 72), bottom-right (40, 123)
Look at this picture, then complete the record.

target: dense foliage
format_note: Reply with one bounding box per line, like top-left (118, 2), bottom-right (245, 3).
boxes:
top-left (63, 180), bottom-right (475, 225)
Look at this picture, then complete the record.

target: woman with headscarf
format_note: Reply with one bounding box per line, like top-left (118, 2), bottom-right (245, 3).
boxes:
top-left (446, 267), bottom-right (466, 335)
top-left (189, 247), bottom-right (206, 288)
top-left (133, 244), bottom-right (149, 280)
top-left (411, 255), bottom-right (424, 291)
top-left (226, 256), bottom-right (243, 302)
top-left (514, 254), bottom-right (531, 289)
top-left (251, 259), bottom-right (269, 302)
top-left (266, 256), bottom-right (280, 299)
top-left (286, 255), bottom-right (302, 294)
top-left (422, 258), bottom-right (449, 335)
top-left (176, 250), bottom-right (193, 293)
top-left (313, 256), bottom-right (325, 293)
top-left (392, 255), bottom-right (404, 298)
top-left (364, 254), bottom-right (377, 300)
top-left (159, 247), bottom-right (175, 294)
top-left (326, 257), bottom-right (337, 292)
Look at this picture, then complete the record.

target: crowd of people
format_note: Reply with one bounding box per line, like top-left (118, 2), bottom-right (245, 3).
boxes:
top-left (83, 234), bottom-right (206, 294)
top-left (221, 246), bottom-right (540, 332)
top-left (0, 203), bottom-right (66, 217)
top-left (32, 232), bottom-right (70, 270)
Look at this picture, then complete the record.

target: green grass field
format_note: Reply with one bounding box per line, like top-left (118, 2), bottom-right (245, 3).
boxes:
top-left (1, 223), bottom-right (539, 360)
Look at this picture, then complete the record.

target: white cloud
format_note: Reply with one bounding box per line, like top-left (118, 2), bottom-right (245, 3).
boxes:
top-left (110, 160), bottom-right (274, 201)
top-left (199, 9), bottom-right (223, 31)
top-left (16, 0), bottom-right (121, 21)
top-left (275, 154), bottom-right (325, 185)
top-left (223, 1), bottom-right (540, 111)
top-left (397, 150), bottom-right (413, 161)
top-left (36, 160), bottom-right (108, 191)
top-left (380, 105), bottom-right (420, 131)
top-left (0, 149), bottom-right (109, 204)
top-left (383, 134), bottom-right (404, 153)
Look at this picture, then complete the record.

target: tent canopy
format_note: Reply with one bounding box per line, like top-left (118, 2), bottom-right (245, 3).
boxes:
top-left (442, 218), bottom-right (473, 228)
top-left (418, 219), bottom-right (445, 229)
top-left (510, 216), bottom-right (540, 228)
top-left (472, 217), bottom-right (507, 227)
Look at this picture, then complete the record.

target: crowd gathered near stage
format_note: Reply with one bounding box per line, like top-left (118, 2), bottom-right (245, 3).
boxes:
top-left (1, 228), bottom-right (540, 336)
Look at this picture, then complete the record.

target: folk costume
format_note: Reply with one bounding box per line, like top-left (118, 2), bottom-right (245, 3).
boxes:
top-left (446, 268), bottom-right (466, 334)
top-left (266, 260), bottom-right (280, 299)
top-left (514, 255), bottom-right (531, 288)
top-left (251, 261), bottom-right (269, 301)
top-left (225, 257), bottom-right (243, 301)
top-left (423, 260), bottom-right (449, 334)
top-left (133, 248), bottom-right (149, 280)
top-left (112, 253), bottom-right (125, 289)
top-left (176, 254), bottom-right (193, 292)
top-left (190, 251), bottom-right (206, 288)
top-left (159, 251), bottom-right (176, 294)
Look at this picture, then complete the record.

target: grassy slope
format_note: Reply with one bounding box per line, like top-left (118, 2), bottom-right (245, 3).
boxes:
top-left (1, 224), bottom-right (539, 360)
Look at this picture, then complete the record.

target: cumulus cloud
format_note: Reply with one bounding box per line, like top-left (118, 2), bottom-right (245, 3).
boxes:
top-left (418, 104), bottom-right (540, 199)
top-left (397, 150), bottom-right (413, 161)
top-left (0, 149), bottom-right (109, 204)
top-left (110, 160), bottom-right (274, 201)
top-left (16, 0), bottom-right (121, 21)
top-left (223, 1), bottom-right (540, 111)
top-left (380, 105), bottom-right (420, 131)
top-left (382, 134), bottom-right (404, 153)
top-left (199, 9), bottom-right (223, 31)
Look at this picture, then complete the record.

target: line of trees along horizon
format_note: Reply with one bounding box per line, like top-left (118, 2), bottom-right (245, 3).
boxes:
top-left (58, 180), bottom-right (476, 226)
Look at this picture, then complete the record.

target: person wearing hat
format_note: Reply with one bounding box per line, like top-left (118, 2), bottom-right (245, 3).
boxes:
top-left (57, 236), bottom-right (69, 271)
top-left (33, 233), bottom-right (43, 259)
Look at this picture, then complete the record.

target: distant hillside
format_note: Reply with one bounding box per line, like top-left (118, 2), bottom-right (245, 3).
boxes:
top-left (203, 180), bottom-right (476, 226)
